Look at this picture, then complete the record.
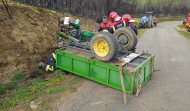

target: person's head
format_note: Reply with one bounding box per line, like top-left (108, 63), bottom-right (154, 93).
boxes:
top-left (103, 16), bottom-right (108, 23)
top-left (109, 12), bottom-right (119, 22)
top-left (123, 14), bottom-right (131, 22)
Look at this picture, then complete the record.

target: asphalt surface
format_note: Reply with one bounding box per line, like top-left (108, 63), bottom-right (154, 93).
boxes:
top-left (59, 21), bottom-right (190, 111)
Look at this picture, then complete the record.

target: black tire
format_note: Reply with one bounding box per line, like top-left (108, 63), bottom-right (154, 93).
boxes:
top-left (154, 22), bottom-right (157, 27)
top-left (187, 27), bottom-right (190, 32)
top-left (113, 27), bottom-right (136, 51)
top-left (90, 32), bottom-right (119, 62)
top-left (127, 27), bottom-right (138, 51)
top-left (148, 21), bottom-right (151, 28)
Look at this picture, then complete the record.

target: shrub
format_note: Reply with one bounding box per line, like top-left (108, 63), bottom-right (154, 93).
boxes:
top-left (12, 72), bottom-right (26, 81)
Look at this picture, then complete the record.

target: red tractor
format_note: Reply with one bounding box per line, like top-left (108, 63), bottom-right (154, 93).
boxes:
top-left (185, 13), bottom-right (190, 32)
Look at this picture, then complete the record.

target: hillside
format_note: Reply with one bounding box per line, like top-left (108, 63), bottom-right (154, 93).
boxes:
top-left (0, 2), bottom-right (99, 84)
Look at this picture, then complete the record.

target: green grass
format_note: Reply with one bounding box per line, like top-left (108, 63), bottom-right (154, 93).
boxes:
top-left (0, 86), bottom-right (6, 94)
top-left (137, 28), bottom-right (147, 38)
top-left (0, 70), bottom-right (77, 110)
top-left (4, 82), bottom-right (17, 90)
top-left (158, 17), bottom-right (184, 23)
top-left (12, 72), bottom-right (26, 81)
top-left (47, 86), bottom-right (65, 94)
top-left (177, 30), bottom-right (190, 39)
top-left (177, 25), bottom-right (190, 39)
top-left (133, 18), bottom-right (147, 38)
top-left (178, 25), bottom-right (184, 28)
top-left (17, 83), bottom-right (28, 89)
top-left (0, 81), bottom-right (18, 94)
top-left (53, 70), bottom-right (66, 80)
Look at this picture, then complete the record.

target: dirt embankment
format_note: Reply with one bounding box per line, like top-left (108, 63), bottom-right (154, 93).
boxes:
top-left (0, 3), bottom-right (99, 84)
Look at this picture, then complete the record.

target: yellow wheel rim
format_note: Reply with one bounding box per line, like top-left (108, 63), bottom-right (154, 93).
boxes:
top-left (94, 38), bottom-right (109, 57)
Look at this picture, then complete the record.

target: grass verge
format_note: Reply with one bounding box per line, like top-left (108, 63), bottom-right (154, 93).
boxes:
top-left (176, 25), bottom-right (190, 39)
top-left (137, 28), bottom-right (147, 38)
top-left (134, 18), bottom-right (147, 38)
top-left (177, 30), bottom-right (190, 39)
top-left (0, 70), bottom-right (83, 111)
top-left (158, 16), bottom-right (184, 23)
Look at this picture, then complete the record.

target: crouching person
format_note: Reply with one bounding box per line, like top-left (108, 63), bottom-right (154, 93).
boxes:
top-left (37, 52), bottom-right (56, 73)
top-left (122, 14), bottom-right (137, 35)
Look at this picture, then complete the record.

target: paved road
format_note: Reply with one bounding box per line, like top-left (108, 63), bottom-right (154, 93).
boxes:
top-left (59, 21), bottom-right (190, 111)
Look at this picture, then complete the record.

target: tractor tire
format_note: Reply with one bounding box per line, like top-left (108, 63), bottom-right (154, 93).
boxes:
top-left (148, 21), bottom-right (151, 28)
top-left (90, 32), bottom-right (119, 62)
top-left (128, 27), bottom-right (138, 51)
top-left (113, 27), bottom-right (136, 51)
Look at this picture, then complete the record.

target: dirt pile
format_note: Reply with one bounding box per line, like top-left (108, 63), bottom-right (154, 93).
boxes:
top-left (0, 2), bottom-right (99, 84)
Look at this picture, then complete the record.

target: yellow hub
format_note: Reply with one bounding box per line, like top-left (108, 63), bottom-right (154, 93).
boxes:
top-left (94, 38), bottom-right (109, 57)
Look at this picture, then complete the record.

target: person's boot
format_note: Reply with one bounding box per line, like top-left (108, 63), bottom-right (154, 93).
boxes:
top-left (37, 62), bottom-right (45, 69)
top-left (53, 40), bottom-right (64, 48)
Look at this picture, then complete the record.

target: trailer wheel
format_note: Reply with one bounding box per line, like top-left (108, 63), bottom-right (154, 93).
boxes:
top-left (90, 32), bottom-right (119, 62)
top-left (113, 27), bottom-right (136, 51)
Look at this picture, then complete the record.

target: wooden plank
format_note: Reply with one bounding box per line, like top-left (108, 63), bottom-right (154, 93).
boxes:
top-left (119, 64), bottom-right (127, 104)
top-left (135, 68), bottom-right (142, 97)
top-left (150, 59), bottom-right (154, 80)
top-left (119, 52), bottom-right (143, 66)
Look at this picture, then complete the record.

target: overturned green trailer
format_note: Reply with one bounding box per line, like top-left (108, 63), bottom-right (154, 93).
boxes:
top-left (56, 47), bottom-right (155, 95)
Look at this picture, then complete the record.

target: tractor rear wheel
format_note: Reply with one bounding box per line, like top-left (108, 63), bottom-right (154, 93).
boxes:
top-left (113, 27), bottom-right (136, 51)
top-left (130, 28), bottom-right (138, 51)
top-left (90, 32), bottom-right (119, 62)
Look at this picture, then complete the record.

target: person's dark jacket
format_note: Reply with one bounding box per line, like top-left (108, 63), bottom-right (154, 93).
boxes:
top-left (128, 22), bottom-right (137, 35)
top-left (109, 19), bottom-right (128, 34)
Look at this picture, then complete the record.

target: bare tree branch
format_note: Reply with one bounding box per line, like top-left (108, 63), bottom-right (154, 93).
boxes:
top-left (2, 0), bottom-right (12, 19)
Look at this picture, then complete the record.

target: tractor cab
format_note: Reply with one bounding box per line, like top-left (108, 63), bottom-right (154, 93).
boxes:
top-left (145, 11), bottom-right (154, 17)
top-left (138, 11), bottom-right (158, 28)
top-left (145, 11), bottom-right (154, 21)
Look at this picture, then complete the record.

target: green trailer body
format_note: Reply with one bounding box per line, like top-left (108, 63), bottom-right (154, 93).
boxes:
top-left (56, 47), bottom-right (155, 94)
